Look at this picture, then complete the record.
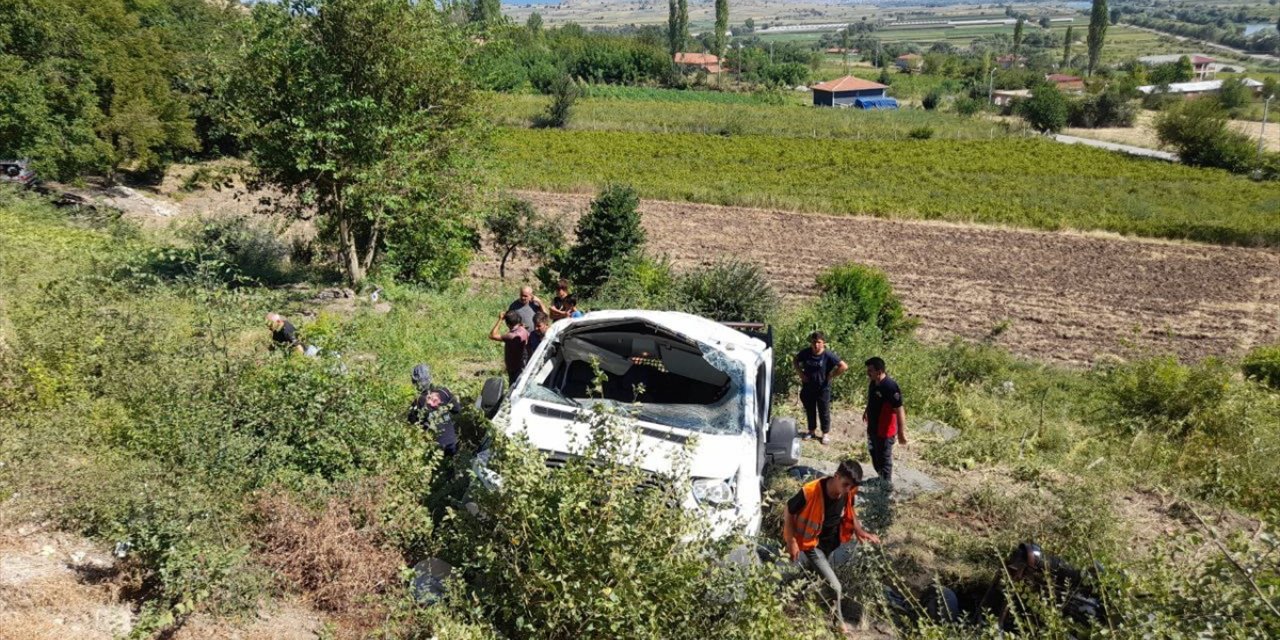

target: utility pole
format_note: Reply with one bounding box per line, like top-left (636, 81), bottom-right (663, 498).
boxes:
top-left (1260, 95), bottom-right (1274, 159)
top-left (770, 40), bottom-right (774, 64)
top-left (988, 66), bottom-right (998, 104)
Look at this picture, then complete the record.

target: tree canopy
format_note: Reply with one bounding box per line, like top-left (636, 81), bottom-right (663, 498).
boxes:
top-left (230, 0), bottom-right (488, 286)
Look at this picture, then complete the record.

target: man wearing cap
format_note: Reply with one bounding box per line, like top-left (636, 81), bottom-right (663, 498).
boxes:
top-left (783, 459), bottom-right (881, 632)
top-left (408, 364), bottom-right (461, 457)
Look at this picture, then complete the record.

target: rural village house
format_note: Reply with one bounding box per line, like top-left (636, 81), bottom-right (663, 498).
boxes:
top-left (811, 76), bottom-right (898, 109)
top-left (1138, 54), bottom-right (1217, 80)
top-left (674, 52), bottom-right (722, 74)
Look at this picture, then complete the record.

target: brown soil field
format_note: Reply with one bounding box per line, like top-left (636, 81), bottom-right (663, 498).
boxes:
top-left (485, 192), bottom-right (1280, 365)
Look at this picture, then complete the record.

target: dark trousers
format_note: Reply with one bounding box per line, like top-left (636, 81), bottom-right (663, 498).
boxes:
top-left (800, 386), bottom-right (832, 435)
top-left (869, 434), bottom-right (895, 484)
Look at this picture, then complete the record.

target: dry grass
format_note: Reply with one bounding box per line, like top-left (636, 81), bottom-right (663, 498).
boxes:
top-left (1065, 110), bottom-right (1280, 152)
top-left (252, 482), bottom-right (403, 636)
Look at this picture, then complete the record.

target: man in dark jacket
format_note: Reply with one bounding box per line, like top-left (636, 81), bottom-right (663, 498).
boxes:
top-left (408, 364), bottom-right (460, 457)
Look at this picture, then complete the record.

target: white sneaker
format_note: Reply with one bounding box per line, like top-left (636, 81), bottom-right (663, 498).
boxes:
top-left (821, 435), bottom-right (830, 445)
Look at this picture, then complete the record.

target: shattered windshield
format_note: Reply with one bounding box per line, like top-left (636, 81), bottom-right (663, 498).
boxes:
top-left (518, 321), bottom-right (750, 436)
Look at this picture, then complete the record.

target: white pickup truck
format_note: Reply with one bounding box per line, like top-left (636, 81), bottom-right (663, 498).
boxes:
top-left (475, 310), bottom-right (802, 539)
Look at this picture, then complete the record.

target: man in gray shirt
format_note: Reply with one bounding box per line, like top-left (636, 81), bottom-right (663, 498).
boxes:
top-left (507, 285), bottom-right (546, 332)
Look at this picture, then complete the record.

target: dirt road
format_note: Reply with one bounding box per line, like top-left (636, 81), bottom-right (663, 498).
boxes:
top-left (502, 192), bottom-right (1280, 365)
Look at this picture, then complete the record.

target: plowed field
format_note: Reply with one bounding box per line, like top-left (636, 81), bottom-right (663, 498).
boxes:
top-left (482, 192), bottom-right (1280, 365)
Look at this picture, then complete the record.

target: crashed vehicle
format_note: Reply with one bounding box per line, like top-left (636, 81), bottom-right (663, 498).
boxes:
top-left (1, 160), bottom-right (38, 188)
top-left (476, 310), bottom-right (802, 538)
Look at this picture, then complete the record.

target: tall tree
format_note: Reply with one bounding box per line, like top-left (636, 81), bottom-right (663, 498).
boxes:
top-left (526, 11), bottom-right (542, 34)
top-left (841, 25), bottom-right (852, 71)
top-left (713, 0), bottom-right (729, 73)
top-left (470, 0), bottom-right (501, 26)
top-left (677, 0), bottom-right (689, 53)
top-left (1013, 16), bottom-right (1025, 55)
top-left (232, 0), bottom-right (487, 286)
top-left (1087, 0), bottom-right (1108, 76)
top-left (1062, 25), bottom-right (1074, 67)
top-left (667, 0), bottom-right (679, 58)
top-left (1110, 7), bottom-right (1121, 26)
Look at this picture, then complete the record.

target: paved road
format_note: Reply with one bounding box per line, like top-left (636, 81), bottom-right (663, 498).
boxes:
top-left (1052, 134), bottom-right (1180, 161)
top-left (1122, 24), bottom-right (1280, 64)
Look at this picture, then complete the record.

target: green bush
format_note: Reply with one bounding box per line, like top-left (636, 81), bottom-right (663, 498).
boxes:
top-left (1097, 356), bottom-right (1232, 439)
top-left (1016, 84), bottom-right (1070, 133)
top-left (814, 263), bottom-right (916, 339)
top-left (954, 97), bottom-right (984, 116)
top-left (555, 184), bottom-right (646, 297)
top-left (534, 74), bottom-right (580, 129)
top-left (592, 252), bottom-right (677, 310)
top-left (1242, 344), bottom-right (1280, 389)
top-left (676, 259), bottom-right (777, 322)
top-left (1155, 99), bottom-right (1260, 175)
top-left (446, 410), bottom-right (801, 639)
top-left (907, 126), bottom-right (935, 140)
top-left (922, 89), bottom-right (943, 111)
top-left (128, 217), bottom-right (294, 286)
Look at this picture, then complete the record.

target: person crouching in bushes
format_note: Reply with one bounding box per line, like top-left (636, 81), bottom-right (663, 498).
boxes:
top-left (407, 364), bottom-right (460, 457)
top-left (783, 459), bottom-right (881, 632)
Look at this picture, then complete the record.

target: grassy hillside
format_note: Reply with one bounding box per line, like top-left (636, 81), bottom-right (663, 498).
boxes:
top-left (3, 190), bottom-right (1279, 637)
top-left (495, 128), bottom-right (1280, 247)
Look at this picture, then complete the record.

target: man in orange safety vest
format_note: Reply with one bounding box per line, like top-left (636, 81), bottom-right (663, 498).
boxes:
top-left (782, 459), bottom-right (881, 631)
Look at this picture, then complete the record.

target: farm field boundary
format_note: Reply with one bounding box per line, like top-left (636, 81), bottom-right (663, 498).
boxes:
top-left (495, 128), bottom-right (1280, 248)
top-left (499, 191), bottom-right (1280, 365)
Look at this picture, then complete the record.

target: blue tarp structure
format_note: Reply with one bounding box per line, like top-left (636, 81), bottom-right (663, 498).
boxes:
top-left (854, 97), bottom-right (899, 110)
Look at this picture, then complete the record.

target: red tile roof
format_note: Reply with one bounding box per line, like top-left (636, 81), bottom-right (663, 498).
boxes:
top-left (811, 75), bottom-right (889, 92)
top-left (1045, 74), bottom-right (1082, 83)
top-left (1191, 55), bottom-right (1215, 65)
top-left (674, 52), bottom-right (720, 65)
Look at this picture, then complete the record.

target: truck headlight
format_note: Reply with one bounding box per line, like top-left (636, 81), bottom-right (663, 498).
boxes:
top-left (471, 449), bottom-right (502, 491)
top-left (692, 477), bottom-right (736, 508)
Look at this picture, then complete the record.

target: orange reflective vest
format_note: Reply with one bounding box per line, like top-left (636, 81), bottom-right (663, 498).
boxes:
top-left (793, 479), bottom-right (856, 552)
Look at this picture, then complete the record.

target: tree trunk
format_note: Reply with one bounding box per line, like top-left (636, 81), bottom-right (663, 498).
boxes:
top-left (499, 246), bottom-right (514, 279)
top-left (338, 216), bottom-right (365, 285)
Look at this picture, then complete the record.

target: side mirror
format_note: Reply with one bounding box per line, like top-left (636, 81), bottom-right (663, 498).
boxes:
top-left (477, 376), bottom-right (507, 419)
top-left (766, 417), bottom-right (800, 467)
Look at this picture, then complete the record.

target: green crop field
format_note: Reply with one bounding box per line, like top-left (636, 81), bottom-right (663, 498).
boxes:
top-left (490, 93), bottom-right (1019, 140)
top-left (495, 128), bottom-right (1280, 247)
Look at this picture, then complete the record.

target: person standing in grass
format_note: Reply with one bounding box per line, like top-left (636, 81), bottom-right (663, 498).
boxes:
top-left (862, 356), bottom-right (907, 491)
top-left (794, 331), bottom-right (849, 444)
top-left (508, 285), bottom-right (545, 331)
top-left (489, 310), bottom-right (529, 385)
top-left (783, 459), bottom-right (881, 632)
top-left (549, 279), bottom-right (574, 321)
top-left (527, 312), bottom-right (551, 360)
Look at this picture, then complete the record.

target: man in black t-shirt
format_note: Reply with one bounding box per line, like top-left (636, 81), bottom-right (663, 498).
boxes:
top-left (863, 356), bottom-right (907, 489)
top-left (793, 331), bottom-right (849, 444)
top-left (549, 279), bottom-right (573, 321)
top-left (266, 313), bottom-right (303, 355)
top-left (783, 459), bottom-right (880, 632)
